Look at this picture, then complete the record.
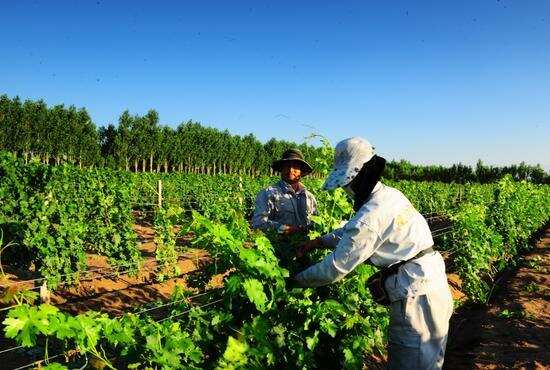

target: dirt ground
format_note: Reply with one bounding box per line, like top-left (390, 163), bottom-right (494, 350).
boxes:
top-left (444, 227), bottom-right (550, 370)
top-left (0, 224), bottom-right (216, 368)
top-left (1, 224), bottom-right (212, 316)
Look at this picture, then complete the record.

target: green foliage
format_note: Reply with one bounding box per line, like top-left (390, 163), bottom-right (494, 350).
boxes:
top-left (498, 308), bottom-right (533, 320)
top-left (0, 138), bottom-right (549, 368)
top-left (187, 212), bottom-right (388, 369)
top-left (154, 206), bottom-right (183, 281)
top-left (0, 152), bottom-right (141, 287)
top-left (3, 304), bottom-right (204, 369)
top-left (439, 176), bottom-right (550, 303)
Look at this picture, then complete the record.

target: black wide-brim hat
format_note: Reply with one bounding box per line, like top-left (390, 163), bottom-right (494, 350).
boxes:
top-left (272, 148), bottom-right (313, 175)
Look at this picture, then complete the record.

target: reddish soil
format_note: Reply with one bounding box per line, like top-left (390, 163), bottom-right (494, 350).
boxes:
top-left (1, 225), bottom-right (214, 316)
top-left (444, 227), bottom-right (550, 369)
top-left (0, 224), bottom-right (218, 368)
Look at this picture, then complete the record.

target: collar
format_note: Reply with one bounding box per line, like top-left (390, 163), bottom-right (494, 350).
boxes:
top-left (277, 180), bottom-right (305, 194)
top-left (371, 181), bottom-right (383, 194)
top-left (363, 181), bottom-right (383, 203)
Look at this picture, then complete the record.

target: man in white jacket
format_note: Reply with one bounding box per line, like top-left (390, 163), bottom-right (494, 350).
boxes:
top-left (294, 137), bottom-right (454, 370)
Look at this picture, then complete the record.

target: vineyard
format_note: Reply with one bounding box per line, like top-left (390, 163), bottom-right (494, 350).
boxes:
top-left (0, 151), bottom-right (549, 369)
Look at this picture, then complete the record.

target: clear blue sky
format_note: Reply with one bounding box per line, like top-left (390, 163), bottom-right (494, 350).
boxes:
top-left (1, 1), bottom-right (549, 170)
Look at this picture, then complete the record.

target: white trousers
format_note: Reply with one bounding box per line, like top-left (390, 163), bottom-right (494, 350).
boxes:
top-left (383, 252), bottom-right (454, 370)
top-left (387, 284), bottom-right (454, 369)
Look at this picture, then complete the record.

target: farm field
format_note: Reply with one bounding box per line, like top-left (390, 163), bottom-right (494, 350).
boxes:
top-left (0, 152), bottom-right (549, 369)
top-left (3, 1), bottom-right (550, 368)
top-left (445, 227), bottom-right (550, 369)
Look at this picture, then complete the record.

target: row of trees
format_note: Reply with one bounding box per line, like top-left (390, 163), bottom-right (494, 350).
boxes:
top-left (385, 160), bottom-right (549, 184)
top-left (0, 95), bottom-right (99, 167)
top-left (1, 94), bottom-right (548, 183)
top-left (0, 94), bottom-right (325, 175)
top-left (99, 111), bottom-right (326, 175)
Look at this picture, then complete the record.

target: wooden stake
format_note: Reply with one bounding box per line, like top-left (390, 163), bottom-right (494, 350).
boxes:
top-left (158, 179), bottom-right (163, 208)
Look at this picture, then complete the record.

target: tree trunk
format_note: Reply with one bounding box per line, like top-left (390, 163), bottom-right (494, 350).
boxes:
top-left (134, 160), bottom-right (138, 172)
top-left (164, 160), bottom-right (168, 173)
top-left (150, 154), bottom-right (154, 172)
top-left (125, 157), bottom-right (130, 171)
top-left (142, 159), bottom-right (146, 172)
top-left (156, 163), bottom-right (161, 173)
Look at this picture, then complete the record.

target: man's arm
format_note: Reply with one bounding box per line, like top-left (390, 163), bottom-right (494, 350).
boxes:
top-left (309, 192), bottom-right (318, 216)
top-left (294, 221), bottom-right (380, 287)
top-left (320, 228), bottom-right (345, 247)
top-left (295, 227), bottom-right (345, 258)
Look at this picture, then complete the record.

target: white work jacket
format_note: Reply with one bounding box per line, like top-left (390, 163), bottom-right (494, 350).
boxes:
top-left (295, 182), bottom-right (448, 300)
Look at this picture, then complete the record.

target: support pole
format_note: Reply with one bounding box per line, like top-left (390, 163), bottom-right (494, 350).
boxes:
top-left (158, 179), bottom-right (163, 208)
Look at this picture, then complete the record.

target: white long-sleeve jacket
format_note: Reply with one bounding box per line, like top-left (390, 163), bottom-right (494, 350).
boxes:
top-left (295, 182), bottom-right (448, 300)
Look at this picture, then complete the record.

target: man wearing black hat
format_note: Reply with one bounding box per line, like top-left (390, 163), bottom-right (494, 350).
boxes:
top-left (252, 148), bottom-right (317, 234)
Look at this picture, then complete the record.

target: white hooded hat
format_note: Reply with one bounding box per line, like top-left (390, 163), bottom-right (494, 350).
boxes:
top-left (323, 137), bottom-right (375, 190)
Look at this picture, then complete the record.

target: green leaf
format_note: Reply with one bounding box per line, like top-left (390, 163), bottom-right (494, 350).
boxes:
top-left (219, 336), bottom-right (248, 367)
top-left (41, 363), bottom-right (68, 370)
top-left (242, 278), bottom-right (268, 313)
top-left (3, 317), bottom-right (26, 341)
top-left (306, 330), bottom-right (319, 351)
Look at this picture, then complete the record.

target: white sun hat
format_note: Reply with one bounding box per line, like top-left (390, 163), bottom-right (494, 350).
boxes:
top-left (323, 137), bottom-right (375, 190)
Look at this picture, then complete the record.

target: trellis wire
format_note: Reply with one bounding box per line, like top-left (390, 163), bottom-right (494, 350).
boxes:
top-left (131, 289), bottom-right (219, 317)
top-left (0, 345), bottom-right (24, 355)
top-left (11, 352), bottom-right (66, 370)
top-left (156, 298), bottom-right (224, 323)
top-left (0, 289), bottom-right (222, 359)
top-left (0, 246), bottom-right (207, 291)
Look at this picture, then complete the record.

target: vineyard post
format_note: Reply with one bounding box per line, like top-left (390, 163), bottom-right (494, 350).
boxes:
top-left (158, 179), bottom-right (163, 208)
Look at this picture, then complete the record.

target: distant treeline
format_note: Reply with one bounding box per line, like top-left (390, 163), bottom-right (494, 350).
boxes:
top-left (0, 94), bottom-right (548, 183)
top-left (384, 160), bottom-right (548, 184)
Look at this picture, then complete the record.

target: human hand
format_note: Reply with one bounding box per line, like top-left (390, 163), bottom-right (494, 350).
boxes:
top-left (296, 237), bottom-right (322, 258)
top-left (278, 224), bottom-right (303, 235)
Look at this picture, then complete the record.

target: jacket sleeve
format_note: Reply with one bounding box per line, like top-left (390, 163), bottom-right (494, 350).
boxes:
top-left (309, 192), bottom-right (318, 216)
top-left (295, 221), bottom-right (380, 287)
top-left (252, 189), bottom-right (283, 231)
top-left (305, 192), bottom-right (318, 229)
top-left (320, 228), bottom-right (345, 248)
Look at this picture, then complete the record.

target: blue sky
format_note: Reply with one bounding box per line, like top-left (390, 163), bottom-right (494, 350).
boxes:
top-left (1, 1), bottom-right (549, 170)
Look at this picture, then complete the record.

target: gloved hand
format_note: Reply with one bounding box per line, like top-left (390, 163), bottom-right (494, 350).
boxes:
top-left (296, 237), bottom-right (323, 258)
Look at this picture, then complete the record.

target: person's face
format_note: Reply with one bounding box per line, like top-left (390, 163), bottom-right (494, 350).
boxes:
top-left (281, 161), bottom-right (302, 184)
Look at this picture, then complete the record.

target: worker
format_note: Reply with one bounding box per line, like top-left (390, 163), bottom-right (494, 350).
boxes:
top-left (252, 148), bottom-right (317, 235)
top-left (294, 137), bottom-right (453, 369)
